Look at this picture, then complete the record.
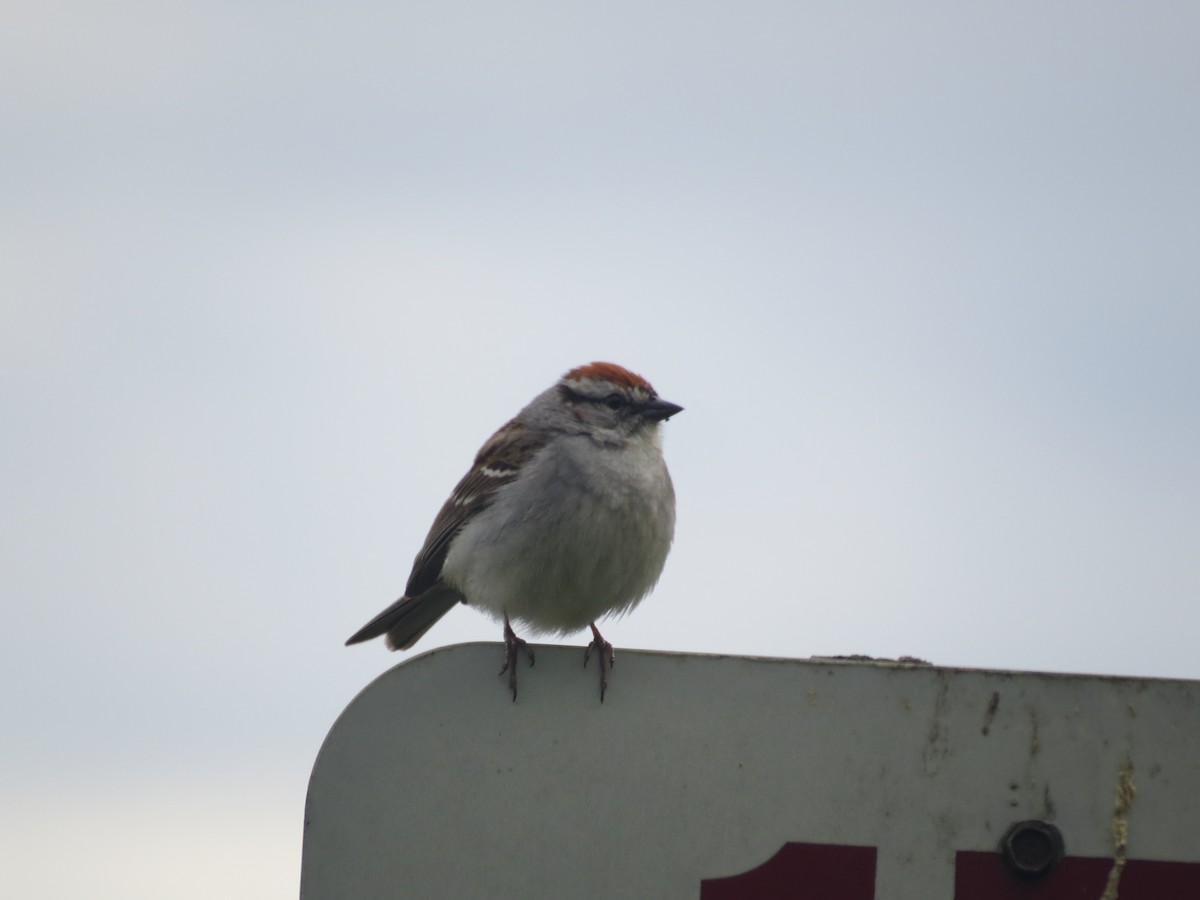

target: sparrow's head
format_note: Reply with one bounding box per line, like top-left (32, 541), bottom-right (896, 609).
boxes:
top-left (541, 362), bottom-right (683, 441)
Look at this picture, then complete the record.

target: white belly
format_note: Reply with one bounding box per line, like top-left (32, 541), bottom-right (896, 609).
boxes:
top-left (440, 432), bottom-right (675, 635)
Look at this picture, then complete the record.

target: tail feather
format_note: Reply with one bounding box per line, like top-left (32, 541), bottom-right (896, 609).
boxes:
top-left (344, 586), bottom-right (462, 651)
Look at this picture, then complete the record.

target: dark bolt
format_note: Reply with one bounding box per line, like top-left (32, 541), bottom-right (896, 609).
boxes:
top-left (1001, 820), bottom-right (1065, 878)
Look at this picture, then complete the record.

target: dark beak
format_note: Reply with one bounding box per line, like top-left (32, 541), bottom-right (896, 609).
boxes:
top-left (641, 398), bottom-right (684, 422)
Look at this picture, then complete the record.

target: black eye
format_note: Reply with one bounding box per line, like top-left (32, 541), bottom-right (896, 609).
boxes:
top-left (604, 393), bottom-right (626, 410)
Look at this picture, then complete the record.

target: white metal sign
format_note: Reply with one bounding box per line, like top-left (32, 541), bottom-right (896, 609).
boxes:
top-left (301, 645), bottom-right (1200, 899)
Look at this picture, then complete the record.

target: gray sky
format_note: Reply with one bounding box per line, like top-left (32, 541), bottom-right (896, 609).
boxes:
top-left (3, 2), bottom-right (1198, 897)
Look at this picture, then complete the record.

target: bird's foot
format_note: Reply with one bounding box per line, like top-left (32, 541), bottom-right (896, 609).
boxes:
top-left (499, 616), bottom-right (535, 701)
top-left (583, 622), bottom-right (615, 702)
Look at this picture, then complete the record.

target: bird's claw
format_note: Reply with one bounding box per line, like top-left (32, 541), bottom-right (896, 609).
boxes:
top-left (500, 617), bottom-right (534, 701)
top-left (583, 622), bottom-right (615, 702)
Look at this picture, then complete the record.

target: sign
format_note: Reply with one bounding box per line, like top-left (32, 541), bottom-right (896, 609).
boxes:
top-left (301, 645), bottom-right (1200, 899)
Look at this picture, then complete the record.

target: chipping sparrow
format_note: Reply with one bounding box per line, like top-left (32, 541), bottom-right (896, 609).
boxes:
top-left (346, 362), bottom-right (681, 700)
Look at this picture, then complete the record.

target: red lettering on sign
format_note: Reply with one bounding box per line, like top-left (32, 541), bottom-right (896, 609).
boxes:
top-left (700, 842), bottom-right (877, 900)
top-left (955, 850), bottom-right (1200, 898)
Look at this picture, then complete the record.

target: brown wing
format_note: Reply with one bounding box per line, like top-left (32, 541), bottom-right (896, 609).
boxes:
top-left (404, 419), bottom-right (547, 597)
top-left (344, 420), bottom-right (547, 649)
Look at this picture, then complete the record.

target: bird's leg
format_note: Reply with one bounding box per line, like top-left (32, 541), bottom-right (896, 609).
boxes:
top-left (499, 614), bottom-right (534, 701)
top-left (583, 622), bottom-right (615, 702)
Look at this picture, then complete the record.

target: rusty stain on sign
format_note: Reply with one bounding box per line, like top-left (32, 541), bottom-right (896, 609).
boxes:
top-left (1100, 756), bottom-right (1136, 900)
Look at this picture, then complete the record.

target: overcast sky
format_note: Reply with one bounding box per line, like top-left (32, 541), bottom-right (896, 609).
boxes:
top-left (3, 2), bottom-right (1198, 897)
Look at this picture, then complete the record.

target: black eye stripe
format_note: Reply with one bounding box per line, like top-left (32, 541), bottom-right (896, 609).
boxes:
top-left (559, 383), bottom-right (654, 408)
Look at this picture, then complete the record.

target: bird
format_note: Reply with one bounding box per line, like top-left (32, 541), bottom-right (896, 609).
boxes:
top-left (345, 362), bottom-right (681, 701)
